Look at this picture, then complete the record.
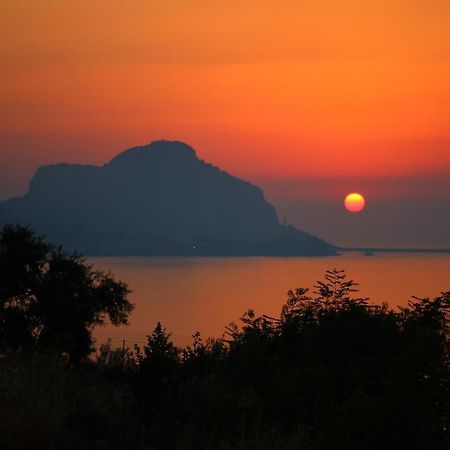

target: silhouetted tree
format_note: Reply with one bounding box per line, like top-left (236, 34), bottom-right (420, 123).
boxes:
top-left (0, 225), bottom-right (134, 361)
top-left (134, 322), bottom-right (179, 403)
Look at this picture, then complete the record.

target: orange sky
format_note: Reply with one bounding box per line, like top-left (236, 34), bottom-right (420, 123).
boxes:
top-left (1, 1), bottom-right (450, 247)
top-left (1, 0), bottom-right (449, 184)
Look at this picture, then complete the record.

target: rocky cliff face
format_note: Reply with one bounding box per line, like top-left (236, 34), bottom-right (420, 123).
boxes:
top-left (0, 141), bottom-right (336, 256)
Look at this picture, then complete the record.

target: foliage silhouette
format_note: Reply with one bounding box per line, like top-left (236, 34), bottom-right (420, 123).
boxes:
top-left (134, 322), bottom-right (179, 406)
top-left (123, 269), bottom-right (448, 450)
top-left (0, 228), bottom-right (448, 449)
top-left (0, 224), bottom-right (134, 362)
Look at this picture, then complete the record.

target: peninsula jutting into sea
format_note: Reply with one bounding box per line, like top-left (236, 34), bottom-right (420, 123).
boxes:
top-left (0, 140), bottom-right (336, 256)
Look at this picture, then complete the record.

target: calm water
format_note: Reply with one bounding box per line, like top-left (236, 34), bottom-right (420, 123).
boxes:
top-left (92, 254), bottom-right (450, 348)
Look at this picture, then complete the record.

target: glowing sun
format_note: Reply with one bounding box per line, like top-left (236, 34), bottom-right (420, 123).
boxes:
top-left (344, 193), bottom-right (365, 212)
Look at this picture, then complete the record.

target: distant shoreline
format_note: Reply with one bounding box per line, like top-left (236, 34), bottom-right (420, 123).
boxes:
top-left (88, 248), bottom-right (450, 258)
top-left (338, 247), bottom-right (450, 254)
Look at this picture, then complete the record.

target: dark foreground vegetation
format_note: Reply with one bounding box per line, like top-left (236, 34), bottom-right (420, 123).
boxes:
top-left (0, 225), bottom-right (449, 450)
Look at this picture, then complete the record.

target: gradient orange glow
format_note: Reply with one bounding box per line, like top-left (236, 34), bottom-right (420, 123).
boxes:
top-left (1, 0), bottom-right (449, 192)
top-left (345, 193), bottom-right (366, 213)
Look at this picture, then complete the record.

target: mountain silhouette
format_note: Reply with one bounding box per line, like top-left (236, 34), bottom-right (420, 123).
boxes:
top-left (0, 141), bottom-right (336, 256)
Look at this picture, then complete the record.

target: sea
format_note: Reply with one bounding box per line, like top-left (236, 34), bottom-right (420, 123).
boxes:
top-left (91, 253), bottom-right (450, 349)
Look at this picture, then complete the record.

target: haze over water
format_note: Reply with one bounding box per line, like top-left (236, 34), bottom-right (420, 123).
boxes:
top-left (93, 253), bottom-right (450, 348)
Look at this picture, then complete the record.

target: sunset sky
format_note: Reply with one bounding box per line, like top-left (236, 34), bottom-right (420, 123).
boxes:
top-left (1, 1), bottom-right (449, 247)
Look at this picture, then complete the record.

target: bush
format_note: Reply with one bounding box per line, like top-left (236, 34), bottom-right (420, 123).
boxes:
top-left (129, 270), bottom-right (449, 449)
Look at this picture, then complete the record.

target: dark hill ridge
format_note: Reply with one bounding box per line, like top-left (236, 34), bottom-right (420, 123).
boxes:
top-left (0, 140), bottom-right (336, 256)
